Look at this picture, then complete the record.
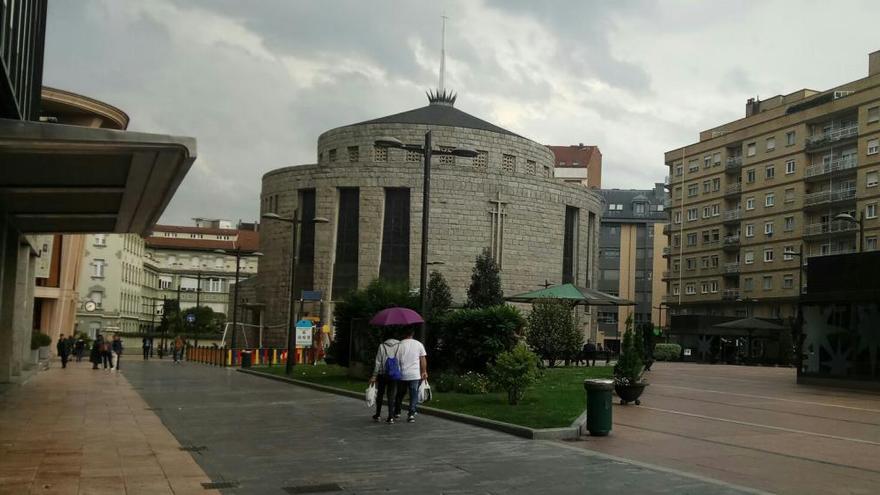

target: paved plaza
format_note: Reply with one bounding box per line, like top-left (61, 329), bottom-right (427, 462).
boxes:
top-left (574, 363), bottom-right (880, 495)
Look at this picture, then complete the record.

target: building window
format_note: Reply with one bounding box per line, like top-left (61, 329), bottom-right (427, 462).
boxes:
top-left (688, 160), bottom-right (699, 173)
top-left (712, 178), bottom-right (721, 191)
top-left (746, 197), bottom-right (755, 210)
top-left (159, 277), bottom-right (172, 289)
top-left (93, 234), bottom-right (107, 246)
top-left (868, 171), bottom-right (879, 188)
top-left (744, 251), bottom-right (754, 264)
top-left (745, 224), bottom-right (754, 237)
top-left (379, 188), bottom-right (410, 283)
top-left (502, 154), bottom-right (516, 173)
top-left (700, 281), bottom-right (708, 294)
top-left (710, 281), bottom-right (718, 293)
top-left (784, 216), bottom-right (795, 231)
top-left (328, 149), bottom-right (337, 162)
top-left (766, 137), bottom-right (776, 151)
top-left (786, 131), bottom-right (796, 146)
top-left (785, 188), bottom-right (796, 203)
top-left (764, 221), bottom-right (774, 235)
top-left (764, 248), bottom-right (774, 262)
top-left (207, 278), bottom-right (223, 293)
top-left (473, 150), bottom-right (488, 170)
top-left (763, 276), bottom-right (773, 290)
top-left (747, 143), bottom-right (756, 157)
top-left (704, 156), bottom-right (712, 168)
top-left (713, 152), bottom-right (721, 166)
top-left (785, 160), bottom-right (796, 174)
top-left (765, 165), bottom-right (775, 179)
top-left (746, 168), bottom-right (756, 183)
top-left (702, 206), bottom-right (711, 219)
top-left (688, 184), bottom-right (698, 197)
top-left (783, 275), bottom-right (794, 290)
top-left (867, 203), bottom-right (878, 219)
top-left (686, 258), bottom-right (696, 270)
top-left (687, 208), bottom-right (698, 221)
top-left (406, 149), bottom-right (421, 162)
top-left (744, 277), bottom-right (754, 291)
top-left (674, 211), bottom-right (682, 224)
top-left (868, 138), bottom-right (879, 155)
top-left (685, 284), bottom-right (696, 295)
top-left (93, 259), bottom-right (106, 278)
top-left (867, 236), bottom-right (879, 251)
top-left (332, 188), bottom-right (360, 299)
top-left (374, 146), bottom-right (388, 162)
top-left (672, 284), bottom-right (680, 296)
top-left (634, 203), bottom-right (646, 214)
top-left (686, 233), bottom-right (697, 246)
top-left (868, 106), bottom-right (880, 124)
top-left (783, 246), bottom-right (795, 261)
top-left (543, 166), bottom-right (552, 178)
top-left (602, 269), bottom-right (619, 281)
top-left (765, 193), bottom-right (775, 207)
top-left (562, 206), bottom-right (580, 284)
top-left (703, 180), bottom-right (711, 194)
top-left (438, 147), bottom-right (455, 165)
top-left (347, 146), bottom-right (359, 162)
top-left (675, 165), bottom-right (683, 176)
top-left (526, 160), bottom-right (536, 175)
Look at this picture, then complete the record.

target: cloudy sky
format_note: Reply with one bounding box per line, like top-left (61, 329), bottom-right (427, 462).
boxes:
top-left (44, 0), bottom-right (880, 225)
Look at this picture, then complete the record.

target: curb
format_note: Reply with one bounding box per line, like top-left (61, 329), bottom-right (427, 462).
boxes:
top-left (238, 368), bottom-right (581, 440)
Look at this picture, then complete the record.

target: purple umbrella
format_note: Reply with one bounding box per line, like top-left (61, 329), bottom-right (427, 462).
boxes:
top-left (369, 307), bottom-right (424, 326)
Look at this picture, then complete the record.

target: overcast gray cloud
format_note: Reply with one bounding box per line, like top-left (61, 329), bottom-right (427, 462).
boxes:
top-left (42, 0), bottom-right (880, 224)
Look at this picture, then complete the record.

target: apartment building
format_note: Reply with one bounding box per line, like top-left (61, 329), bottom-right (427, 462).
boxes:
top-left (596, 184), bottom-right (668, 350)
top-left (665, 50), bottom-right (880, 323)
top-left (548, 144), bottom-right (603, 188)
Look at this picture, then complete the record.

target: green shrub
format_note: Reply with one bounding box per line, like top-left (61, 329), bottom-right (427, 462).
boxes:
top-left (653, 343), bottom-right (681, 361)
top-left (466, 248), bottom-right (504, 308)
top-left (434, 371), bottom-right (489, 394)
top-left (489, 344), bottom-right (540, 405)
top-left (613, 321), bottom-right (644, 386)
top-left (525, 299), bottom-right (582, 367)
top-left (433, 305), bottom-right (524, 372)
top-left (31, 332), bottom-right (51, 350)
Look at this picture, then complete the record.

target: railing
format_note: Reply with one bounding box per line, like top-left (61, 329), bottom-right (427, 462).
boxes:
top-left (662, 246), bottom-right (672, 256)
top-left (724, 263), bottom-right (741, 274)
top-left (726, 156), bottom-right (743, 169)
top-left (807, 247), bottom-right (855, 259)
top-left (723, 209), bottom-right (742, 222)
top-left (724, 183), bottom-right (742, 195)
top-left (803, 188), bottom-right (856, 207)
top-left (802, 220), bottom-right (859, 237)
top-left (805, 125), bottom-right (858, 148)
top-left (723, 235), bottom-right (741, 246)
top-left (703, 238), bottom-right (720, 246)
top-left (722, 289), bottom-right (741, 300)
top-left (805, 156), bottom-right (858, 178)
top-left (185, 346), bottom-right (312, 367)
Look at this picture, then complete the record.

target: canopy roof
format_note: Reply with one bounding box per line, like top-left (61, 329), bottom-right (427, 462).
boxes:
top-left (506, 283), bottom-right (635, 306)
top-left (713, 317), bottom-right (786, 331)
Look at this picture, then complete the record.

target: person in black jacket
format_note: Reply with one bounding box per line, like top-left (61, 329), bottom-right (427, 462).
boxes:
top-left (90, 334), bottom-right (104, 370)
top-left (56, 334), bottom-right (71, 369)
top-left (111, 335), bottom-right (124, 371)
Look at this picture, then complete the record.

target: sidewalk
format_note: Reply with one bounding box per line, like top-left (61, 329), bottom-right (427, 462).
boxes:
top-left (0, 359), bottom-right (217, 495)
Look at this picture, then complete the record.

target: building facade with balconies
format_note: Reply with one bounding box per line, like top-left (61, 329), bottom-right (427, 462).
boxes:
top-left (664, 50), bottom-right (880, 328)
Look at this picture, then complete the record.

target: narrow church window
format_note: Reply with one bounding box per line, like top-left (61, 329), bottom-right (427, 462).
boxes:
top-left (332, 188), bottom-right (360, 299)
top-left (562, 206), bottom-right (579, 284)
top-left (380, 188), bottom-right (411, 283)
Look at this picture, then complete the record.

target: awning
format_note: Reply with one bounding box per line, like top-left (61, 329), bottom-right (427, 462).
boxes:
top-left (506, 283), bottom-right (635, 306)
top-left (0, 118), bottom-right (195, 234)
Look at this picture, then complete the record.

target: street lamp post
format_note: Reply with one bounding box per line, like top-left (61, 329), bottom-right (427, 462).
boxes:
top-left (834, 212), bottom-right (865, 253)
top-left (214, 247), bottom-right (263, 365)
top-left (374, 133), bottom-right (476, 342)
top-left (262, 212), bottom-right (329, 374)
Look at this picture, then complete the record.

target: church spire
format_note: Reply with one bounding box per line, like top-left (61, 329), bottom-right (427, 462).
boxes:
top-left (427, 15), bottom-right (456, 107)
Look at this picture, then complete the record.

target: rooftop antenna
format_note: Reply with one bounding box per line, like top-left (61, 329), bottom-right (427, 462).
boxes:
top-left (427, 15), bottom-right (456, 106)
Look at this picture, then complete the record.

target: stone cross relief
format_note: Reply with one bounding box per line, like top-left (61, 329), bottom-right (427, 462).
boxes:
top-left (488, 192), bottom-right (508, 269)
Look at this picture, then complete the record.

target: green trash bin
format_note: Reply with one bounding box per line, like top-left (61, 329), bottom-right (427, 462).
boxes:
top-left (583, 378), bottom-right (614, 436)
top-left (240, 351), bottom-right (253, 368)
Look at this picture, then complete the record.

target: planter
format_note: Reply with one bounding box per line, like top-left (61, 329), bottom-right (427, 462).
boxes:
top-left (31, 349), bottom-right (40, 365)
top-left (38, 345), bottom-right (50, 360)
top-left (614, 382), bottom-right (647, 405)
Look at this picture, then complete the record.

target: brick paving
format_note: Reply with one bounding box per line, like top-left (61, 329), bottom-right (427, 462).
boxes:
top-left (0, 359), bottom-right (217, 495)
top-left (571, 363), bottom-right (880, 495)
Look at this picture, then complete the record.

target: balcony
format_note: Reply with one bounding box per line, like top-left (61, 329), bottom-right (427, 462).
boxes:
top-left (662, 246), bottom-right (672, 257)
top-left (805, 125), bottom-right (858, 150)
top-left (722, 289), bottom-right (741, 301)
top-left (722, 209), bottom-right (742, 223)
top-left (804, 156), bottom-right (858, 180)
top-left (724, 183), bottom-right (742, 197)
top-left (807, 246), bottom-right (855, 259)
top-left (664, 175), bottom-right (672, 189)
top-left (725, 156), bottom-right (743, 172)
top-left (802, 220), bottom-right (859, 238)
top-left (662, 223), bottom-right (671, 235)
top-left (803, 188), bottom-right (857, 208)
top-left (722, 235), bottom-right (740, 250)
top-left (723, 262), bottom-right (741, 276)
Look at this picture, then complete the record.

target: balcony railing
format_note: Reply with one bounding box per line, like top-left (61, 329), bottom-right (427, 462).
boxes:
top-left (724, 183), bottom-right (742, 196)
top-left (723, 262), bottom-right (741, 274)
top-left (803, 188), bottom-right (856, 207)
top-left (802, 220), bottom-right (859, 237)
top-left (725, 156), bottom-right (743, 170)
top-left (722, 289), bottom-right (741, 300)
top-left (807, 247), bottom-right (855, 259)
top-left (805, 125), bottom-right (858, 149)
top-left (722, 209), bottom-right (742, 222)
top-left (662, 246), bottom-right (671, 256)
top-left (805, 156), bottom-right (858, 179)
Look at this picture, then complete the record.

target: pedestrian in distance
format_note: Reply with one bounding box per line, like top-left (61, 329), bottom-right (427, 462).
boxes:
top-left (74, 337), bottom-right (85, 362)
top-left (90, 334), bottom-right (104, 370)
top-left (142, 336), bottom-right (151, 360)
top-left (369, 335), bottom-right (400, 423)
top-left (56, 333), bottom-right (71, 369)
top-left (111, 335), bottom-right (123, 371)
top-left (101, 335), bottom-right (112, 370)
top-left (584, 340), bottom-right (597, 367)
top-left (173, 336), bottom-right (184, 364)
top-left (393, 328), bottom-right (428, 423)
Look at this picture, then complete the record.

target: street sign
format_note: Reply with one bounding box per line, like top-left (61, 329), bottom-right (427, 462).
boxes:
top-left (295, 319), bottom-right (314, 347)
top-left (301, 290), bottom-right (322, 301)
top-left (186, 313), bottom-right (196, 324)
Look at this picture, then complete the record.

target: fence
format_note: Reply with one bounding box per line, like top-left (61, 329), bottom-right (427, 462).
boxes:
top-left (185, 346), bottom-right (319, 366)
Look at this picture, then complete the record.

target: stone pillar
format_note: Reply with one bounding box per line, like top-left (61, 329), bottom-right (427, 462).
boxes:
top-left (358, 186), bottom-right (383, 289)
top-left (14, 244), bottom-right (36, 373)
top-left (314, 185), bottom-right (338, 329)
top-left (0, 221), bottom-right (13, 383)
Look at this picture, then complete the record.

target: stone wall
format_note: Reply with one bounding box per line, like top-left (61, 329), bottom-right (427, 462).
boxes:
top-left (257, 122), bottom-right (603, 345)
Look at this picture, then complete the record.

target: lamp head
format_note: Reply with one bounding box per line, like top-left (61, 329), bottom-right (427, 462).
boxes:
top-left (312, 217), bottom-right (330, 224)
top-left (834, 213), bottom-right (857, 223)
top-left (451, 148), bottom-right (479, 158)
top-left (374, 137), bottom-right (404, 149)
top-left (262, 212), bottom-right (282, 221)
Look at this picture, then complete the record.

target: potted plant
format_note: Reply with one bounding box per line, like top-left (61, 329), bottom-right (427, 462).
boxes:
top-left (32, 331), bottom-right (52, 362)
top-left (613, 318), bottom-right (647, 405)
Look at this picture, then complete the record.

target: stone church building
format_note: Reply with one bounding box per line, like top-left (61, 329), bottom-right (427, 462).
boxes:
top-left (254, 93), bottom-right (604, 345)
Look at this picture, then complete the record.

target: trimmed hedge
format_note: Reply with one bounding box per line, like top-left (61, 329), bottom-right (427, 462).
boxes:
top-left (653, 343), bottom-right (682, 361)
top-left (433, 305), bottom-right (524, 372)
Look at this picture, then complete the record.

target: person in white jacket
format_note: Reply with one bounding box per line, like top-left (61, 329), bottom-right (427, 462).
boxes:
top-left (369, 337), bottom-right (400, 423)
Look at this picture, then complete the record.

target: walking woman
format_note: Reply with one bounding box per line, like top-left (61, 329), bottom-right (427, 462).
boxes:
top-left (90, 334), bottom-right (104, 370)
top-left (173, 336), bottom-right (184, 364)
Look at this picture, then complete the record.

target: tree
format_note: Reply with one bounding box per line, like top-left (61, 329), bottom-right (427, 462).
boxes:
top-left (466, 247), bottom-right (503, 308)
top-left (182, 306), bottom-right (221, 342)
top-left (525, 299), bottom-right (582, 367)
top-left (614, 316), bottom-right (645, 385)
top-left (426, 270), bottom-right (453, 320)
top-left (490, 344), bottom-right (540, 405)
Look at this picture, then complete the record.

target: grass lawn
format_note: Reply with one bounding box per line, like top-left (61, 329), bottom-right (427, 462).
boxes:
top-left (255, 363), bottom-right (612, 429)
